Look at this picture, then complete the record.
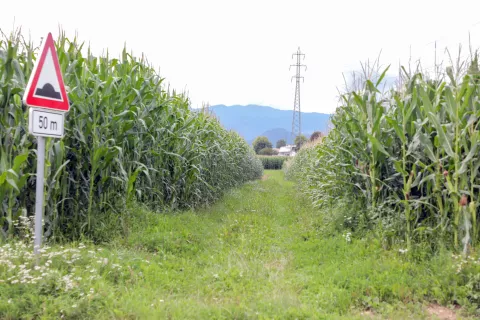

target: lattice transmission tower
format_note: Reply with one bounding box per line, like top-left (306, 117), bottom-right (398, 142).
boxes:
top-left (290, 47), bottom-right (306, 144)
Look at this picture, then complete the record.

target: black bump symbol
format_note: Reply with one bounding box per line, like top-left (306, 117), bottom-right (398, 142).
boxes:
top-left (36, 83), bottom-right (61, 100)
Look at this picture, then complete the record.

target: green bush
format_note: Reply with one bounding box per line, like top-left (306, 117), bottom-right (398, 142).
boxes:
top-left (258, 148), bottom-right (278, 156)
top-left (252, 136), bottom-right (272, 154)
top-left (258, 156), bottom-right (287, 170)
top-left (0, 30), bottom-right (263, 240)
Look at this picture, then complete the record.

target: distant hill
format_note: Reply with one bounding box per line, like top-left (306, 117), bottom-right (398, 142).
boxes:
top-left (207, 105), bottom-right (331, 145)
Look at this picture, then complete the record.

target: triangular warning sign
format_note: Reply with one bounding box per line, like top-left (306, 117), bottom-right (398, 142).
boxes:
top-left (24, 33), bottom-right (69, 112)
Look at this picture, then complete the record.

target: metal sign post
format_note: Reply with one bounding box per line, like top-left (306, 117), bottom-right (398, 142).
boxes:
top-left (23, 32), bottom-right (70, 256)
top-left (33, 136), bottom-right (45, 255)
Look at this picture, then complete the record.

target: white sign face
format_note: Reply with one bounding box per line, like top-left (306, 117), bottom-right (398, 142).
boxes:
top-left (28, 108), bottom-right (65, 138)
top-left (32, 48), bottom-right (64, 102)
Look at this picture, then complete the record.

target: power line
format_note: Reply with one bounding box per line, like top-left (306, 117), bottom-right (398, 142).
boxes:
top-left (290, 47), bottom-right (306, 144)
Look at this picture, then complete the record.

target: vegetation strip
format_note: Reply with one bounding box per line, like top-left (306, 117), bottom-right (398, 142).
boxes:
top-left (1, 171), bottom-right (477, 319)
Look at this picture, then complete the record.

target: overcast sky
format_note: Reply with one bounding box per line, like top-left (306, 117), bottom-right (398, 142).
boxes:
top-left (3, 0), bottom-right (480, 113)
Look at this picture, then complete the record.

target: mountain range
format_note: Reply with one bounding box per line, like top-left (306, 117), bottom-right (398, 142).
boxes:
top-left (207, 105), bottom-right (331, 145)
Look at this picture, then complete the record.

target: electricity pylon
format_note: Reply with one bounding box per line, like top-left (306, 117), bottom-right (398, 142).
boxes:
top-left (290, 47), bottom-right (306, 144)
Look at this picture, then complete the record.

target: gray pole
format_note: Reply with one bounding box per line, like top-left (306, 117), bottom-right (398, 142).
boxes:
top-left (34, 136), bottom-right (45, 256)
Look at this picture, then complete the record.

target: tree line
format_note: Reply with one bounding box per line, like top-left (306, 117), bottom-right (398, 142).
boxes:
top-left (252, 131), bottom-right (323, 155)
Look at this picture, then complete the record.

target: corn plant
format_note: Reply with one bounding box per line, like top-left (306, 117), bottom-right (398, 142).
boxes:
top-left (0, 29), bottom-right (263, 241)
top-left (286, 54), bottom-right (480, 252)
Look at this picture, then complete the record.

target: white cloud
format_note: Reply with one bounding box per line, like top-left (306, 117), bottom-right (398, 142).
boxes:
top-left (2, 0), bottom-right (480, 113)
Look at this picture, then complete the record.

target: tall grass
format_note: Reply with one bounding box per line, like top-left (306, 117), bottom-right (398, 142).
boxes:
top-left (286, 53), bottom-right (480, 252)
top-left (0, 29), bottom-right (262, 241)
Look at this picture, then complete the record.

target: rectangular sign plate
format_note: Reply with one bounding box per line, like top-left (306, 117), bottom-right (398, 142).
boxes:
top-left (29, 108), bottom-right (65, 138)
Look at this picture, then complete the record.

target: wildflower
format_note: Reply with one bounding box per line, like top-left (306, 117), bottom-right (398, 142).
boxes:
top-left (398, 248), bottom-right (408, 254)
top-left (72, 304), bottom-right (77, 308)
top-left (342, 232), bottom-right (352, 243)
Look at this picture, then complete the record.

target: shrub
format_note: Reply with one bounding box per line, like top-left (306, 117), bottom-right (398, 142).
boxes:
top-left (276, 139), bottom-right (287, 148)
top-left (258, 156), bottom-right (287, 170)
top-left (252, 136), bottom-right (273, 154)
top-left (258, 148), bottom-right (278, 156)
top-left (294, 135), bottom-right (308, 149)
top-left (309, 131), bottom-right (324, 141)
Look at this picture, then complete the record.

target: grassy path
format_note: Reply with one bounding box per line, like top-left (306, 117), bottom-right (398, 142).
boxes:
top-left (2, 171), bottom-right (469, 319)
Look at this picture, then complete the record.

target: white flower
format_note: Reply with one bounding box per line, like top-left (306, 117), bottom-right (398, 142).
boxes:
top-left (72, 304), bottom-right (77, 308)
top-left (398, 248), bottom-right (408, 254)
top-left (342, 232), bottom-right (352, 243)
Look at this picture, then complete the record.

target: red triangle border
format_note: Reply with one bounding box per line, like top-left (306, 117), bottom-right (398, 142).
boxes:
top-left (23, 33), bottom-right (69, 112)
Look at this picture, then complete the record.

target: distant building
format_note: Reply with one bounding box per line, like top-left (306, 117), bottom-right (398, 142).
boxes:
top-left (278, 145), bottom-right (296, 156)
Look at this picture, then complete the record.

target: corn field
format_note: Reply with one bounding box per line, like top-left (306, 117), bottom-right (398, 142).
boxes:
top-left (0, 30), bottom-right (262, 241)
top-left (286, 54), bottom-right (480, 253)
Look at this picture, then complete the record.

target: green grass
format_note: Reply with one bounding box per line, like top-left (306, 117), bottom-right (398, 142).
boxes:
top-left (1, 171), bottom-right (478, 319)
